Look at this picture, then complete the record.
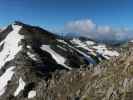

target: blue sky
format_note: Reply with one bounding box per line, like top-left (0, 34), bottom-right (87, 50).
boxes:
top-left (1, 0), bottom-right (133, 42)
top-left (0, 0), bottom-right (132, 29)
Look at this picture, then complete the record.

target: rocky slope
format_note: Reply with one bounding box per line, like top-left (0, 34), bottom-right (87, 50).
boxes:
top-left (0, 21), bottom-right (122, 100)
top-left (26, 43), bottom-right (133, 100)
top-left (82, 48), bottom-right (133, 100)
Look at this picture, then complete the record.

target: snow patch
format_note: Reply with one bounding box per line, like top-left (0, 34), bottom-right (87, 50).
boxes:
top-left (28, 90), bottom-right (36, 99)
top-left (68, 45), bottom-right (96, 64)
top-left (93, 45), bottom-right (106, 50)
top-left (27, 52), bottom-right (38, 61)
top-left (57, 39), bottom-right (68, 44)
top-left (71, 38), bottom-right (93, 52)
top-left (27, 45), bottom-right (32, 49)
top-left (0, 66), bottom-right (15, 96)
top-left (71, 38), bottom-right (84, 46)
top-left (0, 24), bottom-right (24, 69)
top-left (14, 77), bottom-right (26, 96)
top-left (130, 40), bottom-right (133, 42)
top-left (85, 41), bottom-right (95, 46)
top-left (93, 45), bottom-right (119, 59)
top-left (41, 45), bottom-right (72, 70)
top-left (57, 45), bottom-right (67, 51)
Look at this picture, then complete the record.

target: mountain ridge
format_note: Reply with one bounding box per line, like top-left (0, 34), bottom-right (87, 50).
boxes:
top-left (0, 21), bottom-right (126, 100)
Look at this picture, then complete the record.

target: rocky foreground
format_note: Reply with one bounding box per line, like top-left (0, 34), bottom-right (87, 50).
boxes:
top-left (32, 45), bottom-right (133, 100)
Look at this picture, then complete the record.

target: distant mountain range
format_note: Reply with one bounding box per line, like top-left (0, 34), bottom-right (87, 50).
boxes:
top-left (64, 32), bottom-right (128, 46)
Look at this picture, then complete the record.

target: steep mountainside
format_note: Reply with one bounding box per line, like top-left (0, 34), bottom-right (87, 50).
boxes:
top-left (0, 21), bottom-right (120, 100)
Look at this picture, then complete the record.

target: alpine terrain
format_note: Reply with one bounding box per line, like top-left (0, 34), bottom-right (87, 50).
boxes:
top-left (0, 21), bottom-right (133, 100)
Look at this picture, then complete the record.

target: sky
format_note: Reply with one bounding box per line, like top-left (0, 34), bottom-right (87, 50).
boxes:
top-left (0, 0), bottom-right (133, 41)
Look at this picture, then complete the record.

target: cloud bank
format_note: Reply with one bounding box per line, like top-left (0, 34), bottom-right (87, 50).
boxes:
top-left (64, 19), bottom-right (133, 43)
top-left (65, 19), bottom-right (96, 33)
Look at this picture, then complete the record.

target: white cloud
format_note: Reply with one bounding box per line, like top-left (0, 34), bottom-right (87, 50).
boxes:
top-left (64, 19), bottom-right (133, 42)
top-left (97, 26), bottom-right (112, 33)
top-left (65, 19), bottom-right (96, 33)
